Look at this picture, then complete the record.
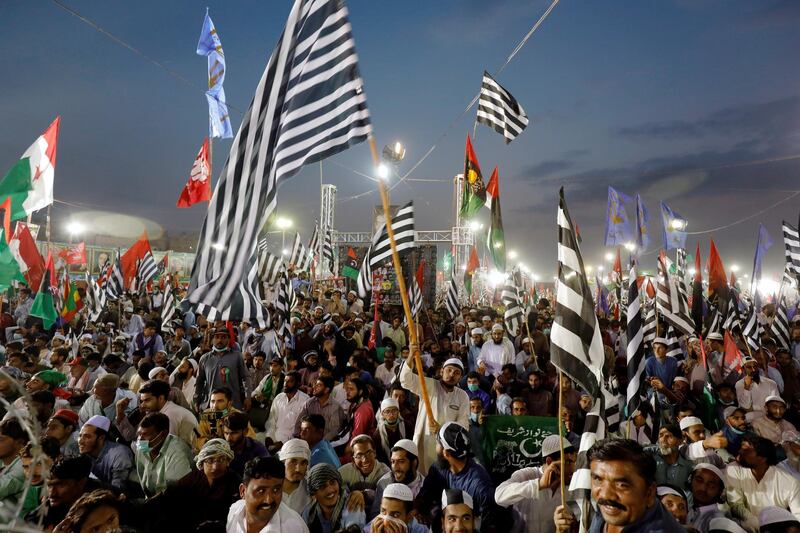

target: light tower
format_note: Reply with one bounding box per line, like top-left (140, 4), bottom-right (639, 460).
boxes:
top-left (320, 184), bottom-right (337, 274)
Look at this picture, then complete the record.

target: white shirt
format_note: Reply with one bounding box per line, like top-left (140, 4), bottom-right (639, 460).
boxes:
top-left (332, 383), bottom-right (350, 411)
top-left (161, 400), bottom-right (198, 448)
top-left (226, 500), bottom-right (308, 533)
top-left (266, 390), bottom-right (310, 443)
top-left (495, 467), bottom-right (569, 533)
top-left (375, 362), bottom-right (397, 388)
top-left (735, 376), bottom-right (779, 413)
top-left (725, 463), bottom-right (800, 530)
top-left (479, 338), bottom-right (515, 376)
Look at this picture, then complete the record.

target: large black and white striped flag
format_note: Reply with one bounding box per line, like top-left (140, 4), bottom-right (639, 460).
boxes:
top-left (782, 221), bottom-right (800, 282)
top-left (356, 203), bottom-right (416, 299)
top-left (85, 272), bottom-right (106, 322)
top-left (626, 265), bottom-right (646, 417)
top-left (444, 266), bottom-right (460, 319)
top-left (722, 290), bottom-right (743, 332)
top-left (161, 276), bottom-right (176, 331)
top-left (642, 298), bottom-right (657, 344)
top-left (476, 71), bottom-right (529, 144)
top-left (183, 0), bottom-right (371, 324)
top-left (308, 224), bottom-right (320, 260)
top-left (772, 296), bottom-right (791, 350)
top-left (322, 229), bottom-right (335, 272)
top-left (663, 325), bottom-right (684, 358)
top-left (408, 275), bottom-right (424, 319)
top-left (136, 250), bottom-right (158, 288)
top-left (741, 304), bottom-right (762, 351)
top-left (275, 271), bottom-right (294, 337)
top-left (501, 278), bottom-right (524, 337)
top-left (289, 233), bottom-right (313, 272)
top-left (258, 247), bottom-right (284, 286)
top-left (655, 250), bottom-right (694, 336)
top-left (104, 256), bottom-right (125, 301)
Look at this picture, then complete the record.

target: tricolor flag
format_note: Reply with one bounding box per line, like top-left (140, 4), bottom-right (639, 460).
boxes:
top-left (60, 273), bottom-right (83, 322)
top-left (30, 253), bottom-right (58, 329)
top-left (177, 138), bottom-right (212, 208)
top-left (342, 247), bottom-right (359, 280)
top-left (460, 135), bottom-right (485, 219)
top-left (0, 117), bottom-right (61, 220)
top-left (485, 167), bottom-right (506, 272)
top-left (463, 245), bottom-right (480, 297)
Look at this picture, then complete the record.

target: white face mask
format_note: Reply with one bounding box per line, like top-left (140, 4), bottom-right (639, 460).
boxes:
top-left (371, 514), bottom-right (408, 532)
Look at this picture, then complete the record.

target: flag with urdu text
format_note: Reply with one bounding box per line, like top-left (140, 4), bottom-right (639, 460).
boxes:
top-left (460, 135), bottom-right (486, 218)
top-left (30, 253), bottom-right (58, 329)
top-left (485, 167), bottom-right (506, 272)
top-left (342, 247), bottom-right (360, 280)
top-left (0, 117), bottom-right (60, 221)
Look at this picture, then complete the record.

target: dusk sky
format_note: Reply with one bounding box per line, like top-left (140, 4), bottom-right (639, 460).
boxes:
top-left (2, 0), bottom-right (799, 282)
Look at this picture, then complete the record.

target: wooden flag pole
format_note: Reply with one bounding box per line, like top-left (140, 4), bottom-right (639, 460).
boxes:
top-left (557, 369), bottom-right (567, 509)
top-left (368, 137), bottom-right (436, 429)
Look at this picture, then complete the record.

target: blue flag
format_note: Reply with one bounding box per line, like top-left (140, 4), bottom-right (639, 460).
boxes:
top-left (604, 186), bottom-right (634, 246)
top-left (635, 193), bottom-right (650, 252)
top-left (751, 223), bottom-right (773, 308)
top-left (661, 201), bottom-right (687, 250)
top-left (197, 9), bottom-right (233, 139)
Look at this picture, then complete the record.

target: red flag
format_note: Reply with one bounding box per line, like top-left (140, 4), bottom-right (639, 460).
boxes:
top-left (10, 222), bottom-right (45, 290)
top-left (177, 138), bottom-right (212, 208)
top-left (723, 331), bottom-right (743, 374)
top-left (415, 260), bottom-right (426, 290)
top-left (613, 248), bottom-right (622, 280)
top-left (729, 270), bottom-right (738, 288)
top-left (0, 198), bottom-right (11, 244)
top-left (694, 243), bottom-right (702, 283)
top-left (707, 239), bottom-right (728, 303)
top-left (368, 292), bottom-right (382, 350)
top-left (120, 233), bottom-right (153, 288)
top-left (58, 242), bottom-right (87, 265)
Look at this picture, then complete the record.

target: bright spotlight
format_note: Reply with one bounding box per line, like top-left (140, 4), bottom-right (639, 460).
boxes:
top-left (281, 249), bottom-right (289, 256)
top-left (597, 265), bottom-right (605, 272)
top-left (66, 221), bottom-right (86, 236)
top-left (670, 219), bottom-right (687, 231)
top-left (757, 278), bottom-right (779, 297)
top-left (604, 252), bottom-right (614, 262)
top-left (211, 242), bottom-right (225, 251)
top-left (624, 242), bottom-right (636, 252)
top-left (730, 264), bottom-right (740, 273)
top-left (275, 217), bottom-right (293, 229)
top-left (488, 270), bottom-right (506, 286)
top-left (377, 163), bottom-right (390, 180)
top-left (508, 250), bottom-right (518, 260)
top-left (469, 220), bottom-right (481, 231)
top-left (586, 265), bottom-right (594, 273)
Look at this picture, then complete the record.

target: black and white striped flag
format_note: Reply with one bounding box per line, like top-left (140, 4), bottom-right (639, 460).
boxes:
top-left (772, 296), bottom-right (791, 350)
top-left (626, 266), bottom-right (646, 418)
top-left (356, 203), bottom-right (416, 299)
top-left (501, 278), bottom-right (524, 337)
top-left (642, 298), bottom-right (657, 344)
top-left (161, 276), bottom-right (176, 331)
top-left (322, 229), bottom-right (335, 272)
top-left (722, 290), bottom-right (743, 332)
top-left (782, 221), bottom-right (800, 282)
top-left (258, 249), bottom-right (284, 286)
top-left (275, 271), bottom-right (293, 337)
top-left (742, 304), bottom-right (762, 351)
top-left (308, 224), bottom-right (320, 260)
top-left (289, 233), bottom-right (313, 272)
top-left (85, 272), bottom-right (106, 322)
top-left (105, 256), bottom-right (125, 301)
top-left (655, 250), bottom-right (695, 336)
top-left (445, 266), bottom-right (460, 319)
top-left (183, 0), bottom-right (371, 325)
top-left (663, 325), bottom-right (684, 358)
top-left (476, 71), bottom-right (529, 144)
top-left (408, 275), bottom-right (424, 319)
top-left (136, 250), bottom-right (158, 289)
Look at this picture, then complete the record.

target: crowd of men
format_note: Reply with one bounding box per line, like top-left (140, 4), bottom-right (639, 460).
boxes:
top-left (0, 279), bottom-right (799, 533)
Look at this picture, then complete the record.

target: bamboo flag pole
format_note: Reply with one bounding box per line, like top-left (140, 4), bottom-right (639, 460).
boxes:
top-left (367, 137), bottom-right (436, 428)
top-left (557, 370), bottom-right (567, 509)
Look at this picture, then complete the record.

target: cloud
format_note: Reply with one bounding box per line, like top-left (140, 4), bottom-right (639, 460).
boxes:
top-left (519, 158), bottom-right (573, 178)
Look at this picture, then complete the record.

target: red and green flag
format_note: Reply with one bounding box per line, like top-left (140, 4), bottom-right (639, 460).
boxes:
top-left (459, 135), bottom-right (486, 219)
top-left (60, 272), bottom-right (83, 322)
top-left (342, 247), bottom-right (359, 280)
top-left (463, 246), bottom-right (480, 297)
top-left (0, 117), bottom-right (60, 221)
top-left (485, 167), bottom-right (506, 272)
top-left (30, 253), bottom-right (58, 329)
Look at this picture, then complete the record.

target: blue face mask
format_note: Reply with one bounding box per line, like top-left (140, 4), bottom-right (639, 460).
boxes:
top-left (135, 439), bottom-right (150, 454)
top-left (467, 384), bottom-right (479, 392)
top-left (543, 328), bottom-right (551, 336)
top-left (469, 412), bottom-right (478, 422)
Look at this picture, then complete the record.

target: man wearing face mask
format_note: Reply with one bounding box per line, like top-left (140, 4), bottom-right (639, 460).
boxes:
top-left (373, 398), bottom-right (407, 464)
top-left (366, 483), bottom-right (427, 533)
top-left (132, 412), bottom-right (193, 499)
top-left (195, 327), bottom-right (251, 411)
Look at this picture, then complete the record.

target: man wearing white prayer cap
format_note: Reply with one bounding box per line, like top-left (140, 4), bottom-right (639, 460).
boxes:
top-left (400, 353), bottom-right (469, 472)
top-left (366, 482), bottom-right (427, 533)
top-left (375, 397), bottom-right (406, 464)
top-left (688, 463), bottom-right (727, 532)
top-left (478, 323), bottom-right (515, 377)
top-left (656, 485), bottom-right (688, 524)
top-left (371, 438), bottom-right (425, 520)
top-left (78, 415), bottom-right (133, 491)
top-left (709, 517), bottom-right (748, 533)
top-left (278, 438), bottom-right (311, 514)
top-left (759, 506), bottom-right (800, 532)
top-left (467, 327), bottom-right (485, 372)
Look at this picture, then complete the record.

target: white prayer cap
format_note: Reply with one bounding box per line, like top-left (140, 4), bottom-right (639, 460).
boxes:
top-left (782, 429), bottom-right (800, 444)
top-left (482, 316), bottom-right (492, 321)
top-left (656, 485), bottom-right (685, 500)
top-left (759, 506), bottom-right (799, 527)
top-left (380, 398), bottom-right (399, 412)
top-left (467, 322), bottom-right (478, 328)
top-left (383, 483), bottom-right (413, 502)
top-left (491, 324), bottom-right (504, 333)
top-left (471, 328), bottom-right (483, 336)
top-left (679, 416), bottom-right (703, 431)
top-left (708, 517), bottom-right (747, 533)
top-left (673, 376), bottom-right (689, 384)
top-left (443, 358), bottom-right (464, 371)
top-left (181, 357), bottom-right (199, 373)
top-left (80, 333), bottom-right (93, 340)
top-left (441, 488), bottom-right (473, 510)
top-left (85, 415), bottom-right (111, 433)
top-left (692, 463), bottom-right (725, 486)
top-left (521, 337), bottom-right (533, 344)
top-left (765, 395), bottom-right (786, 406)
top-left (392, 439), bottom-right (418, 458)
top-left (706, 332), bottom-right (723, 342)
top-left (279, 438), bottom-right (311, 462)
top-left (540, 434), bottom-right (572, 459)
top-left (148, 366), bottom-right (168, 379)
top-left (652, 337), bottom-right (667, 346)
top-left (52, 333), bottom-right (66, 341)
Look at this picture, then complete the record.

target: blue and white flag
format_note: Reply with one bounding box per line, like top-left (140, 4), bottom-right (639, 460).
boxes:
top-left (635, 193), bottom-right (649, 252)
top-left (197, 9), bottom-right (233, 139)
top-left (603, 187), bottom-right (634, 246)
top-left (660, 201), bottom-right (687, 250)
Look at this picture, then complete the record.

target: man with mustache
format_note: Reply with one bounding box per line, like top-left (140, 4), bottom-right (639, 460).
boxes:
top-left (736, 356), bottom-right (779, 416)
top-left (554, 439), bottom-right (683, 533)
top-left (687, 463), bottom-right (728, 532)
top-left (227, 456), bottom-right (308, 532)
top-left (645, 424), bottom-right (694, 490)
top-left (370, 439), bottom-right (425, 519)
top-left (752, 396), bottom-right (797, 444)
top-left (778, 430), bottom-right (800, 481)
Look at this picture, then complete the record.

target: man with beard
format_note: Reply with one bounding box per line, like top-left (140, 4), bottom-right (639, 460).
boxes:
top-left (678, 416), bottom-right (728, 468)
top-left (25, 455), bottom-right (100, 529)
top-left (753, 396), bottom-right (797, 443)
top-left (346, 290), bottom-right (363, 317)
top-left (645, 424), bottom-right (694, 490)
top-left (779, 430), bottom-right (800, 480)
top-left (195, 327), bottom-right (251, 411)
top-left (345, 380), bottom-right (377, 452)
top-left (279, 439), bottom-right (312, 514)
top-left (226, 456), bottom-right (308, 533)
top-left (777, 348), bottom-right (800, 403)
top-left (479, 324), bottom-right (515, 378)
top-left (495, 435), bottom-right (576, 533)
top-left (254, 355), bottom-right (285, 412)
top-left (736, 356), bottom-right (780, 416)
top-left (514, 337), bottom-right (538, 377)
top-left (400, 356), bottom-right (469, 472)
top-left (373, 398), bottom-right (407, 464)
top-left (298, 350), bottom-right (322, 394)
top-left (266, 372), bottom-right (310, 447)
top-left (338, 434), bottom-right (389, 513)
top-left (522, 371), bottom-right (553, 416)
top-left (224, 411), bottom-right (268, 477)
top-left (467, 327), bottom-right (484, 372)
top-left (554, 439), bottom-right (683, 533)
top-left (725, 435), bottom-right (800, 530)
top-left (420, 422), bottom-right (509, 531)
top-left (721, 406), bottom-right (750, 461)
top-left (169, 356), bottom-right (198, 408)
top-left (372, 439), bottom-right (425, 520)
top-left (294, 375), bottom-right (345, 442)
top-left (687, 463), bottom-right (729, 532)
